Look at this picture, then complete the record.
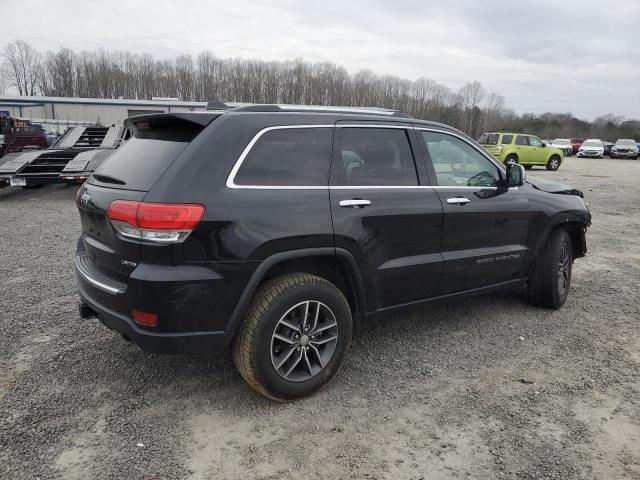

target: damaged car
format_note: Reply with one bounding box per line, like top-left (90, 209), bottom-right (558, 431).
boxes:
top-left (74, 104), bottom-right (591, 400)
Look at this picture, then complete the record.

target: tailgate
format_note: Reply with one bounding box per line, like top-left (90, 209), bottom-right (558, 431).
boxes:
top-left (77, 183), bottom-right (146, 280)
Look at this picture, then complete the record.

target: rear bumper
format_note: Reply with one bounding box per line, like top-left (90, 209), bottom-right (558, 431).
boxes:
top-left (74, 240), bottom-right (244, 355)
top-left (78, 281), bottom-right (234, 355)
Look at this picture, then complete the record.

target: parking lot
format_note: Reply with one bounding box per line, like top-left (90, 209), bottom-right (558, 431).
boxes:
top-left (0, 156), bottom-right (639, 479)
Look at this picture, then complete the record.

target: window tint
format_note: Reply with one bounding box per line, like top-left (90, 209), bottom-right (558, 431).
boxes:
top-left (235, 127), bottom-right (332, 186)
top-left (421, 131), bottom-right (501, 187)
top-left (333, 128), bottom-right (418, 186)
top-left (529, 136), bottom-right (543, 147)
top-left (501, 134), bottom-right (513, 145)
top-left (515, 135), bottom-right (529, 146)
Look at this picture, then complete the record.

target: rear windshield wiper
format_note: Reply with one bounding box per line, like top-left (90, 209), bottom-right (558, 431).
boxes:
top-left (92, 173), bottom-right (126, 185)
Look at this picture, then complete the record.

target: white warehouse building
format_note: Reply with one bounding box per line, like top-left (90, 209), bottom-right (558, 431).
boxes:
top-left (0, 95), bottom-right (208, 129)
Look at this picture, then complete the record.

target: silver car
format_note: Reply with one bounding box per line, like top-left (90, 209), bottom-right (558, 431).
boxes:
top-left (610, 139), bottom-right (638, 159)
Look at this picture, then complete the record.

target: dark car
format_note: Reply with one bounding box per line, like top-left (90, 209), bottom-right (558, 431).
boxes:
top-left (602, 141), bottom-right (614, 157)
top-left (1, 116), bottom-right (48, 156)
top-left (570, 138), bottom-right (584, 154)
top-left (75, 104), bottom-right (591, 401)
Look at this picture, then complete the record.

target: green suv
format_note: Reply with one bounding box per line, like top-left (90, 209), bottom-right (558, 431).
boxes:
top-left (478, 132), bottom-right (564, 170)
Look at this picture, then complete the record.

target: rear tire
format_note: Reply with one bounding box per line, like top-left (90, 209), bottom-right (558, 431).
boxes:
top-left (233, 273), bottom-right (352, 401)
top-left (546, 155), bottom-right (561, 170)
top-left (528, 228), bottom-right (572, 309)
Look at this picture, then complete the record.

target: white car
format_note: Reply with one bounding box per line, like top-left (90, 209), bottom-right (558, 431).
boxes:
top-left (577, 139), bottom-right (604, 158)
top-left (610, 139), bottom-right (639, 159)
top-left (550, 139), bottom-right (573, 156)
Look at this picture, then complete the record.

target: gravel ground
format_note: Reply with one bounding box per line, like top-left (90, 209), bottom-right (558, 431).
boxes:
top-left (1, 157), bottom-right (639, 480)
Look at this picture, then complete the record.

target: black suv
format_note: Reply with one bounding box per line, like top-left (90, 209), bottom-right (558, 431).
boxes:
top-left (75, 104), bottom-right (591, 401)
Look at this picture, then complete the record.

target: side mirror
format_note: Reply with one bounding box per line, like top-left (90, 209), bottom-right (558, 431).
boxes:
top-left (541, 142), bottom-right (547, 147)
top-left (506, 163), bottom-right (526, 187)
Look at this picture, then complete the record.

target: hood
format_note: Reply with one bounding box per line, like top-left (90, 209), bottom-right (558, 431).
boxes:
top-left (526, 175), bottom-right (584, 197)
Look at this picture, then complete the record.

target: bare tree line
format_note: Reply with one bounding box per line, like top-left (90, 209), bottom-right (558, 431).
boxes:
top-left (1, 39), bottom-right (638, 140)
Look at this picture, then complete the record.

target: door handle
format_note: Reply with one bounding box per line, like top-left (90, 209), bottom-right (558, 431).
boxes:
top-left (446, 197), bottom-right (471, 205)
top-left (339, 199), bottom-right (371, 208)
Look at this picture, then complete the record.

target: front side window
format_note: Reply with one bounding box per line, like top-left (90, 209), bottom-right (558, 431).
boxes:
top-left (234, 127), bottom-right (333, 186)
top-left (421, 131), bottom-right (501, 187)
top-left (515, 135), bottom-right (529, 146)
top-left (529, 136), bottom-right (543, 147)
top-left (332, 128), bottom-right (418, 186)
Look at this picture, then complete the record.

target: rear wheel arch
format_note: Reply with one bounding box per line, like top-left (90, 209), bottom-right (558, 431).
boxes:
top-left (227, 248), bottom-right (366, 335)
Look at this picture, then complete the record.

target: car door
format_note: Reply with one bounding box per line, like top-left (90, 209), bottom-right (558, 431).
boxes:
top-left (514, 135), bottom-right (533, 164)
top-left (528, 135), bottom-right (546, 163)
top-left (416, 128), bottom-right (531, 294)
top-left (329, 122), bottom-right (444, 311)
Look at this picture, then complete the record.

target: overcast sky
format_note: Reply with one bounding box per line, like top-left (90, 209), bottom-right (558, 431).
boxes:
top-left (2, 0), bottom-right (639, 120)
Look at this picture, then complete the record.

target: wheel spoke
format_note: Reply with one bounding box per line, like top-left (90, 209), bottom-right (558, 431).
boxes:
top-left (314, 321), bottom-right (337, 334)
top-left (300, 301), bottom-right (310, 332)
top-left (311, 334), bottom-right (338, 346)
top-left (310, 302), bottom-right (321, 332)
top-left (303, 349), bottom-right (313, 375)
top-left (273, 332), bottom-right (297, 345)
top-left (279, 318), bottom-right (301, 334)
top-left (275, 345), bottom-right (298, 370)
top-left (283, 349), bottom-right (304, 378)
top-left (309, 344), bottom-right (324, 368)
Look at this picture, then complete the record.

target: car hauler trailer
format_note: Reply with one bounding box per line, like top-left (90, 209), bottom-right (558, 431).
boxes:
top-left (0, 125), bottom-right (126, 188)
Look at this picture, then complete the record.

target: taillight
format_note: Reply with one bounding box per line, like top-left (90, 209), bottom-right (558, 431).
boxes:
top-left (107, 200), bottom-right (205, 243)
top-left (132, 309), bottom-right (158, 327)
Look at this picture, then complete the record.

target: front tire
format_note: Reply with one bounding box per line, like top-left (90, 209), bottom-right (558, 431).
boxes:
top-left (504, 154), bottom-right (518, 167)
top-left (546, 155), bottom-right (561, 170)
top-left (528, 228), bottom-right (572, 309)
top-left (233, 273), bottom-right (353, 401)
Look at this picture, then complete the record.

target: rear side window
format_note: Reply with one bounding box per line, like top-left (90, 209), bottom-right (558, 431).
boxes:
top-left (515, 135), bottom-right (529, 146)
top-left (234, 127), bottom-right (333, 186)
top-left (332, 128), bottom-right (418, 186)
top-left (501, 135), bottom-right (513, 144)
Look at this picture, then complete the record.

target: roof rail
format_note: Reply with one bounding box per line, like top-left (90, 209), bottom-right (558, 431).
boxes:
top-left (228, 103), bottom-right (412, 118)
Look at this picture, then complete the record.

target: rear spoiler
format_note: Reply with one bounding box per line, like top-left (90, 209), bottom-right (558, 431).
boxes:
top-left (125, 112), bottom-right (221, 128)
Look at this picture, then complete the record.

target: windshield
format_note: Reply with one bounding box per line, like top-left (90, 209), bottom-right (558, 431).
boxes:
top-left (616, 139), bottom-right (636, 146)
top-left (477, 133), bottom-right (499, 145)
top-left (553, 139), bottom-right (570, 145)
top-left (583, 141), bottom-right (602, 148)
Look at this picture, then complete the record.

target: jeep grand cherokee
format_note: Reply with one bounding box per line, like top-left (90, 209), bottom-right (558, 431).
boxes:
top-left (75, 104), bottom-right (591, 401)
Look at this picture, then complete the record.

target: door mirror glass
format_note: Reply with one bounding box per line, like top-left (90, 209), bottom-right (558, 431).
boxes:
top-left (506, 163), bottom-right (526, 187)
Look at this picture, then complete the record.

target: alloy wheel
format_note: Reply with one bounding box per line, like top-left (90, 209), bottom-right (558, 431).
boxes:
top-left (270, 301), bottom-right (339, 382)
top-left (557, 241), bottom-right (571, 294)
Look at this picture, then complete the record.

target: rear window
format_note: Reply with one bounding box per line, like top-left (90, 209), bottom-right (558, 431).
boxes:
top-left (234, 127), bottom-right (333, 186)
top-left (90, 138), bottom-right (188, 191)
top-left (478, 133), bottom-right (499, 145)
top-left (515, 135), bottom-right (529, 146)
top-left (90, 118), bottom-right (206, 191)
top-left (501, 135), bottom-right (513, 145)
